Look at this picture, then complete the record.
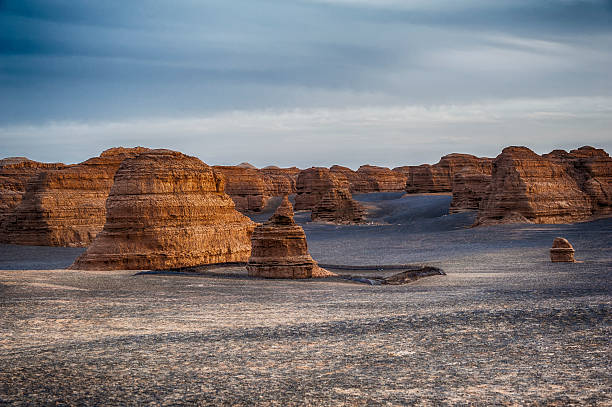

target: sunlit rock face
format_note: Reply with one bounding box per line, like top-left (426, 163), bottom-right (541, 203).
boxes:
top-left (260, 166), bottom-right (300, 196)
top-left (550, 237), bottom-right (576, 263)
top-left (449, 169), bottom-right (492, 213)
top-left (311, 188), bottom-right (366, 224)
top-left (71, 149), bottom-right (255, 270)
top-left (0, 147), bottom-right (149, 247)
top-left (543, 146), bottom-right (612, 217)
top-left (213, 165), bottom-right (271, 212)
top-left (247, 196), bottom-right (331, 279)
top-left (475, 146), bottom-right (593, 226)
top-left (294, 167), bottom-right (350, 210)
top-left (0, 157), bottom-right (67, 225)
top-left (400, 154), bottom-right (492, 194)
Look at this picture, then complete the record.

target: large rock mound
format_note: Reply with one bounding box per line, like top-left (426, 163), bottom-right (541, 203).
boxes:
top-left (0, 147), bottom-right (148, 247)
top-left (294, 167), bottom-right (350, 210)
top-left (0, 157), bottom-right (66, 224)
top-left (330, 165), bottom-right (407, 193)
top-left (213, 165), bottom-right (270, 212)
top-left (71, 149), bottom-right (255, 270)
top-left (475, 146), bottom-right (592, 225)
top-left (247, 196), bottom-right (331, 278)
top-left (449, 169), bottom-right (492, 213)
top-left (261, 166), bottom-right (300, 196)
top-left (311, 188), bottom-right (366, 224)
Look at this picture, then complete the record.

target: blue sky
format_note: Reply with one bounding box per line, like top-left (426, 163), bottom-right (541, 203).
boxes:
top-left (1, 0), bottom-right (611, 167)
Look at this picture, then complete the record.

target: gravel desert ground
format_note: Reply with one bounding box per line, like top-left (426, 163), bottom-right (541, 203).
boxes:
top-left (1, 194), bottom-right (610, 405)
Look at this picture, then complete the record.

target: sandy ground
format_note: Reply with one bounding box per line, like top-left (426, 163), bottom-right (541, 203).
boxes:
top-left (0, 194), bottom-right (610, 405)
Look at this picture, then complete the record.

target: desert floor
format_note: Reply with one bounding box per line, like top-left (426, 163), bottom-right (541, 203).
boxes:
top-left (1, 194), bottom-right (610, 405)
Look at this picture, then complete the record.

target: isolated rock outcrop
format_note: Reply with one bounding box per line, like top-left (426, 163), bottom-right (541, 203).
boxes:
top-left (213, 165), bottom-right (270, 212)
top-left (71, 149), bottom-right (255, 270)
top-left (475, 147), bottom-right (592, 225)
top-left (311, 188), bottom-right (366, 224)
top-left (544, 146), bottom-right (612, 216)
top-left (402, 154), bottom-right (492, 193)
top-left (449, 169), bottom-right (492, 213)
top-left (247, 196), bottom-right (331, 278)
top-left (0, 147), bottom-right (148, 247)
top-left (294, 167), bottom-right (350, 210)
top-left (0, 157), bottom-right (66, 224)
top-left (550, 237), bottom-right (576, 262)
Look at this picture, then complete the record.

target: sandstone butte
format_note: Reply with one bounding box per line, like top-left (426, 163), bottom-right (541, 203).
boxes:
top-left (294, 167), bottom-right (349, 210)
top-left (0, 157), bottom-right (66, 224)
top-left (475, 146), bottom-right (593, 226)
top-left (213, 165), bottom-right (270, 212)
top-left (260, 166), bottom-right (300, 197)
top-left (449, 169), bottom-right (492, 213)
top-left (550, 237), bottom-right (576, 263)
top-left (247, 196), bottom-right (332, 278)
top-left (311, 188), bottom-right (367, 224)
top-left (71, 149), bottom-right (255, 271)
top-left (0, 147), bottom-right (149, 247)
top-left (543, 146), bottom-right (612, 217)
top-left (397, 153), bottom-right (493, 194)
top-left (330, 165), bottom-right (407, 194)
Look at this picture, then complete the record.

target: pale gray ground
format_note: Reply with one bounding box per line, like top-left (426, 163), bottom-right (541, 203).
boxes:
top-left (0, 194), bottom-right (610, 406)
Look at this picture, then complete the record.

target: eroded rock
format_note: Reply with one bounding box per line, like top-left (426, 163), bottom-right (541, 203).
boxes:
top-left (550, 237), bottom-right (576, 262)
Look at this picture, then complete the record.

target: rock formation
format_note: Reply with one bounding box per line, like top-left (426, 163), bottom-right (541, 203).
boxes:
top-left (0, 157), bottom-right (66, 224)
top-left (294, 167), bottom-right (349, 210)
top-left (449, 170), bottom-right (492, 213)
top-left (330, 165), bottom-right (407, 193)
top-left (261, 166), bottom-right (300, 196)
top-left (543, 146), bottom-right (612, 216)
top-left (71, 149), bottom-right (255, 270)
top-left (550, 237), bottom-right (576, 262)
top-left (0, 147), bottom-right (148, 247)
top-left (475, 147), bottom-right (592, 225)
top-left (247, 196), bottom-right (331, 278)
top-left (311, 188), bottom-right (366, 224)
top-left (213, 165), bottom-right (270, 212)
top-left (401, 154), bottom-right (492, 194)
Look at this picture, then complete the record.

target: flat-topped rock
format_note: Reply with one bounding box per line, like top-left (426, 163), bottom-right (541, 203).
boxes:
top-left (247, 196), bottom-right (331, 278)
top-left (311, 188), bottom-right (366, 224)
top-left (261, 166), bottom-right (300, 196)
top-left (330, 165), bottom-right (407, 193)
top-left (71, 149), bottom-right (255, 270)
top-left (550, 237), bottom-right (576, 262)
top-left (475, 146), bottom-right (592, 225)
top-left (449, 169), bottom-right (492, 213)
top-left (294, 167), bottom-right (350, 210)
top-left (0, 147), bottom-right (148, 247)
top-left (213, 165), bottom-right (270, 212)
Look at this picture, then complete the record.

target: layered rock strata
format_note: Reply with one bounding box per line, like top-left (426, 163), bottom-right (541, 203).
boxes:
top-left (550, 237), bottom-right (576, 263)
top-left (294, 167), bottom-right (350, 210)
top-left (449, 170), bottom-right (492, 213)
top-left (247, 196), bottom-right (331, 278)
top-left (0, 147), bottom-right (148, 247)
top-left (330, 165), bottom-right (407, 193)
top-left (261, 166), bottom-right (300, 196)
top-left (213, 165), bottom-right (270, 212)
top-left (475, 147), bottom-right (592, 225)
top-left (0, 157), bottom-right (66, 224)
top-left (402, 154), bottom-right (492, 193)
top-left (311, 188), bottom-right (366, 224)
top-left (71, 149), bottom-right (255, 270)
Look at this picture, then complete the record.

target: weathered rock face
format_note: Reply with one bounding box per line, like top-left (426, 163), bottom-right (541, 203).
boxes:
top-left (403, 154), bottom-right (492, 193)
top-left (261, 166), bottom-right (300, 196)
top-left (0, 147), bottom-right (149, 247)
top-left (550, 237), bottom-right (576, 263)
top-left (543, 146), bottom-right (612, 216)
top-left (311, 188), bottom-right (366, 224)
top-left (213, 165), bottom-right (270, 212)
top-left (71, 149), bottom-right (255, 270)
top-left (247, 196), bottom-right (330, 278)
top-left (475, 147), bottom-right (592, 225)
top-left (330, 165), bottom-right (407, 193)
top-left (0, 157), bottom-right (66, 224)
top-left (449, 170), bottom-right (492, 213)
top-left (355, 165), bottom-right (407, 193)
top-left (294, 167), bottom-right (350, 210)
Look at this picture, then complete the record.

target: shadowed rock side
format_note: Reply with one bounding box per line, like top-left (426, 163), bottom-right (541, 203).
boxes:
top-left (311, 188), bottom-right (366, 224)
top-left (294, 167), bottom-right (352, 210)
top-left (0, 157), bottom-right (66, 224)
top-left (475, 147), bottom-right (592, 226)
top-left (71, 150), bottom-right (255, 270)
top-left (247, 196), bottom-right (332, 278)
top-left (330, 165), bottom-right (407, 193)
top-left (550, 237), bottom-right (576, 263)
top-left (213, 165), bottom-right (270, 212)
top-left (543, 146), bottom-right (612, 217)
top-left (0, 147), bottom-right (149, 247)
top-left (449, 170), bottom-right (492, 213)
top-left (399, 153), bottom-right (492, 193)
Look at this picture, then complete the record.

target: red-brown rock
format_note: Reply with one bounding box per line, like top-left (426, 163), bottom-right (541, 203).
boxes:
top-left (71, 149), bottom-right (255, 270)
top-left (213, 165), bottom-right (270, 212)
top-left (0, 147), bottom-right (149, 247)
top-left (261, 166), bottom-right (300, 196)
top-left (475, 147), bottom-right (592, 225)
top-left (247, 196), bottom-right (332, 278)
top-left (330, 165), bottom-right (407, 193)
top-left (550, 237), bottom-right (576, 262)
top-left (311, 188), bottom-right (366, 224)
top-left (0, 157), bottom-right (66, 224)
top-left (449, 170), bottom-right (492, 213)
top-left (294, 167), bottom-right (350, 210)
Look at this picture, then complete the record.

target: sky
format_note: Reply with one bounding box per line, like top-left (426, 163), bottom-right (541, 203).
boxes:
top-left (1, 0), bottom-right (611, 168)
